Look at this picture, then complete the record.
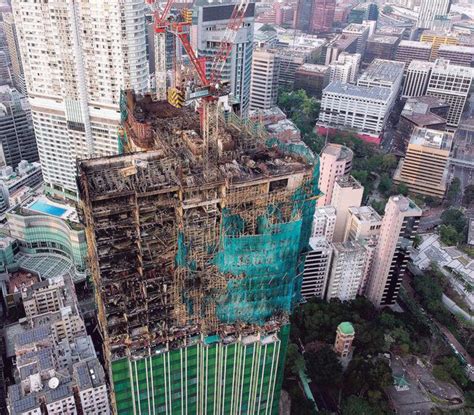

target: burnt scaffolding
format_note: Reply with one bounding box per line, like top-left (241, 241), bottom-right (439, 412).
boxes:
top-left (78, 91), bottom-right (320, 373)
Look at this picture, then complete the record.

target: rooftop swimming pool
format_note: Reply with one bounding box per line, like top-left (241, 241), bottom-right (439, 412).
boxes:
top-left (29, 200), bottom-right (67, 217)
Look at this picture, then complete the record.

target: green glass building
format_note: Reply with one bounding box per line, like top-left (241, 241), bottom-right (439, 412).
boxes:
top-left (78, 91), bottom-right (319, 415)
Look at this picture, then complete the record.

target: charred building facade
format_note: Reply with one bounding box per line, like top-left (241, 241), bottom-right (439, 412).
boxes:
top-left (78, 91), bottom-right (320, 414)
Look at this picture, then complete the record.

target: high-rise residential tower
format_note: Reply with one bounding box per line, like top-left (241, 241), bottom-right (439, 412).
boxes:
top-left (12, 0), bottom-right (149, 198)
top-left (78, 91), bottom-right (319, 414)
top-left (2, 12), bottom-right (26, 95)
top-left (193, 0), bottom-right (255, 116)
top-left (417, 0), bottom-right (451, 30)
top-left (366, 196), bottom-right (421, 307)
top-left (0, 85), bottom-right (38, 168)
top-left (250, 48), bottom-right (280, 110)
top-left (317, 144), bottom-right (353, 207)
top-left (311, 0), bottom-right (336, 33)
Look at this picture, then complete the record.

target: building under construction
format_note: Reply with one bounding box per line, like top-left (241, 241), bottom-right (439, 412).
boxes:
top-left (78, 91), bottom-right (320, 415)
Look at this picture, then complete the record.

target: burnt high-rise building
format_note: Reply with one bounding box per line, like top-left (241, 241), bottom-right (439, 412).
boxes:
top-left (78, 91), bottom-right (320, 415)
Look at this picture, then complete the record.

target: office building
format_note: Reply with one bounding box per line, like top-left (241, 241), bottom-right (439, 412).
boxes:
top-left (417, 0), bottom-right (451, 30)
top-left (326, 240), bottom-right (366, 301)
top-left (312, 206), bottom-right (337, 242)
top-left (295, 0), bottom-right (335, 33)
top-left (328, 52), bottom-right (361, 83)
top-left (301, 237), bottom-right (333, 299)
top-left (323, 34), bottom-right (359, 65)
top-left (194, 0), bottom-right (255, 116)
top-left (393, 127), bottom-right (453, 198)
top-left (331, 175), bottom-right (364, 242)
top-left (419, 31), bottom-right (458, 60)
top-left (317, 144), bottom-right (353, 207)
top-left (77, 90), bottom-right (319, 414)
top-left (2, 12), bottom-right (26, 95)
top-left (426, 59), bottom-right (473, 127)
top-left (343, 206), bottom-right (382, 242)
top-left (250, 48), bottom-right (279, 110)
top-left (311, 0), bottom-right (336, 33)
top-left (342, 23), bottom-right (370, 55)
top-left (398, 96), bottom-right (449, 136)
top-left (348, 3), bottom-right (378, 24)
top-left (318, 81), bottom-right (392, 143)
top-left (0, 85), bottom-right (38, 168)
top-left (438, 45), bottom-right (474, 67)
top-left (0, 50), bottom-right (10, 85)
top-left (366, 196), bottom-right (421, 307)
top-left (12, 0), bottom-right (149, 198)
top-left (294, 64), bottom-right (329, 99)
top-left (402, 60), bottom-right (434, 98)
top-left (364, 35), bottom-right (400, 63)
top-left (395, 40), bottom-right (432, 66)
top-left (275, 49), bottom-right (309, 89)
top-left (334, 322), bottom-right (355, 358)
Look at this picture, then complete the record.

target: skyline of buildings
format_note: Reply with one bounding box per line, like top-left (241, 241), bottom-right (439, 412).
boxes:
top-left (0, 1), bottom-right (472, 413)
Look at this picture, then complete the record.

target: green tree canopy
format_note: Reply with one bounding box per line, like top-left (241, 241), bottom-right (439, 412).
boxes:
top-left (463, 184), bottom-right (474, 206)
top-left (305, 346), bottom-right (343, 387)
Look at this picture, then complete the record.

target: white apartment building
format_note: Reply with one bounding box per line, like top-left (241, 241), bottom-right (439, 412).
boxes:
top-left (366, 196), bottom-right (421, 307)
top-left (317, 144), bottom-right (353, 207)
top-left (402, 60), bottom-right (434, 98)
top-left (193, 0), bottom-right (255, 116)
top-left (417, 0), bottom-right (451, 30)
top-left (331, 175), bottom-right (364, 243)
top-left (328, 52), bottom-right (361, 84)
top-left (326, 240), bottom-right (366, 301)
top-left (343, 206), bottom-right (382, 242)
top-left (12, 0), bottom-right (149, 198)
top-left (312, 206), bottom-right (337, 242)
top-left (301, 237), bottom-right (333, 299)
top-left (318, 81), bottom-right (392, 137)
top-left (426, 59), bottom-right (474, 128)
top-left (73, 359), bottom-right (110, 415)
top-left (249, 48), bottom-right (279, 110)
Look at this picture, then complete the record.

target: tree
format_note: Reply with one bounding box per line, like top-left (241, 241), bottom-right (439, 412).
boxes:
top-left (396, 182), bottom-right (409, 196)
top-left (383, 5), bottom-right (393, 14)
top-left (371, 200), bottom-right (385, 215)
top-left (439, 224), bottom-right (462, 246)
top-left (378, 174), bottom-right (392, 195)
top-left (440, 209), bottom-right (467, 236)
top-left (278, 89), bottom-right (320, 136)
top-left (447, 177), bottom-right (461, 203)
top-left (463, 184), bottom-right (474, 206)
top-left (305, 346), bottom-right (343, 387)
top-left (381, 154), bottom-right (397, 172)
top-left (303, 132), bottom-right (325, 155)
top-left (285, 343), bottom-right (305, 376)
top-left (437, 356), bottom-right (469, 388)
top-left (342, 396), bottom-right (378, 415)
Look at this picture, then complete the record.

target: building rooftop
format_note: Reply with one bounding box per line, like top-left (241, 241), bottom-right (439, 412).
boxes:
top-left (407, 60), bottom-right (434, 71)
top-left (348, 205), bottom-right (382, 223)
top-left (15, 325), bottom-right (51, 348)
top-left (368, 34), bottom-right (399, 45)
top-left (335, 174), bottom-right (363, 189)
top-left (321, 143), bottom-right (353, 162)
top-left (73, 359), bottom-right (106, 390)
top-left (401, 96), bottom-right (448, 127)
top-left (398, 40), bottom-right (432, 49)
top-left (338, 321), bottom-right (355, 335)
top-left (326, 33), bottom-right (359, 50)
top-left (389, 195), bottom-right (422, 215)
top-left (409, 127), bottom-right (454, 151)
top-left (309, 236), bottom-right (331, 251)
top-left (324, 80), bottom-right (392, 101)
top-left (343, 23), bottom-right (370, 34)
top-left (314, 205), bottom-right (336, 217)
top-left (468, 219), bottom-right (474, 246)
top-left (438, 44), bottom-right (474, 54)
top-left (7, 270), bottom-right (39, 295)
top-left (296, 63), bottom-right (329, 74)
top-left (432, 58), bottom-right (474, 76)
top-left (359, 59), bottom-right (405, 84)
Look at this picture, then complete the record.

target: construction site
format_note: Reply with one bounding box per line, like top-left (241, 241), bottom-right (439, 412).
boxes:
top-left (75, 0), bottom-right (320, 412)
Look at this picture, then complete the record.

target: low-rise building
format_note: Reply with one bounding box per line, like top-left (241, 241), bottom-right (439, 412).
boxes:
top-left (334, 322), bottom-right (355, 358)
top-left (294, 64), bottom-right (330, 99)
top-left (364, 35), bottom-right (400, 63)
top-left (398, 96), bottom-right (449, 137)
top-left (393, 127), bottom-right (453, 198)
top-left (438, 44), bottom-right (474, 67)
top-left (318, 81), bottom-right (392, 144)
top-left (395, 40), bottom-right (432, 66)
